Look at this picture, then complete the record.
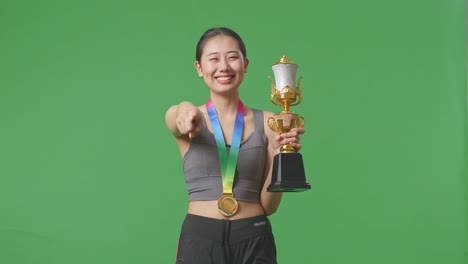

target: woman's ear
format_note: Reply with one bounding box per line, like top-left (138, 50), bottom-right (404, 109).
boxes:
top-left (244, 58), bottom-right (250, 73)
top-left (194, 61), bottom-right (203, 77)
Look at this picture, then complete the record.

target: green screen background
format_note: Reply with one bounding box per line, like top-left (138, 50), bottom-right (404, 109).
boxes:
top-left (0, 0), bottom-right (466, 263)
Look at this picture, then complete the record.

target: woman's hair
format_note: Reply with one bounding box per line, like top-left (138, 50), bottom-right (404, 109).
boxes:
top-left (195, 27), bottom-right (247, 62)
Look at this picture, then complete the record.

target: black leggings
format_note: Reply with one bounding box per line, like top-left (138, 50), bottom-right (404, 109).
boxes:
top-left (176, 214), bottom-right (277, 264)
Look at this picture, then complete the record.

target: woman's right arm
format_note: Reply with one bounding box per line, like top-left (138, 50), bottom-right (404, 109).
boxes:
top-left (165, 101), bottom-right (203, 138)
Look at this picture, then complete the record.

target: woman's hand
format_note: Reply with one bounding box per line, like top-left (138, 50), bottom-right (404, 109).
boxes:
top-left (175, 102), bottom-right (203, 139)
top-left (275, 127), bottom-right (306, 152)
top-left (166, 101), bottom-right (203, 139)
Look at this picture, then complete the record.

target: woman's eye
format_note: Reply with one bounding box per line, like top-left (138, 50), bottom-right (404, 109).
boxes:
top-left (209, 58), bottom-right (219, 62)
top-left (228, 56), bottom-right (238, 60)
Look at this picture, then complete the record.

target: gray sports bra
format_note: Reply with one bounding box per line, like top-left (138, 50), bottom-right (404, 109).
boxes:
top-left (183, 109), bottom-right (267, 202)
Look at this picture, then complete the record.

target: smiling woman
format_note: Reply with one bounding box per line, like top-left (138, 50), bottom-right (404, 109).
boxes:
top-left (165, 27), bottom-right (305, 264)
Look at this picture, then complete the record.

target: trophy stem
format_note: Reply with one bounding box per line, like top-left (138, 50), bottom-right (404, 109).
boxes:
top-left (283, 101), bottom-right (290, 112)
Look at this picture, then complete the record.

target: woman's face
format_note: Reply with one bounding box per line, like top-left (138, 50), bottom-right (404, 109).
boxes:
top-left (195, 35), bottom-right (249, 95)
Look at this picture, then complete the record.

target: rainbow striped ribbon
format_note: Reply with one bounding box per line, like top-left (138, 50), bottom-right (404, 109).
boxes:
top-left (206, 99), bottom-right (245, 195)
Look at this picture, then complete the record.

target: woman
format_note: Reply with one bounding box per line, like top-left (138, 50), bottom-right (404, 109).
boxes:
top-left (165, 27), bottom-right (305, 264)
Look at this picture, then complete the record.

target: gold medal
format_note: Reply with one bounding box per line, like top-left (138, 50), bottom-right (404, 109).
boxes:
top-left (217, 194), bottom-right (238, 217)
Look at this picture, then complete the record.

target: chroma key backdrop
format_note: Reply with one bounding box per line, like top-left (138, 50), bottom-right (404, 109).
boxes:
top-left (0, 0), bottom-right (466, 263)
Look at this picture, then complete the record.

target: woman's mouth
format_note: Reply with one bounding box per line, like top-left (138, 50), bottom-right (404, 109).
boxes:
top-left (216, 76), bottom-right (233, 81)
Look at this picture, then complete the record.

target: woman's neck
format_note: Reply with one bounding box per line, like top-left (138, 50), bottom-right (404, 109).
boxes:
top-left (208, 93), bottom-right (240, 116)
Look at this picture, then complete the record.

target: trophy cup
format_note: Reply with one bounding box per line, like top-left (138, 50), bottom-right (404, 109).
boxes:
top-left (267, 55), bottom-right (311, 192)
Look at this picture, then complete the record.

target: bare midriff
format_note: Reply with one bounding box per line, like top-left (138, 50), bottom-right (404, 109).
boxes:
top-left (188, 200), bottom-right (265, 220)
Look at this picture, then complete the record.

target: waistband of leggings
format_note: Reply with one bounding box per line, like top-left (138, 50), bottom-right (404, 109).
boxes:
top-left (181, 214), bottom-right (272, 243)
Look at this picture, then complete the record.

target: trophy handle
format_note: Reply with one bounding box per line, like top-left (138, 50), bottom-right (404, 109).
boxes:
top-left (296, 116), bottom-right (305, 128)
top-left (289, 76), bottom-right (303, 106)
top-left (267, 116), bottom-right (278, 132)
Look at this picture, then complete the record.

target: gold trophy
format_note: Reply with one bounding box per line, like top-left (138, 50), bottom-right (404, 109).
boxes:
top-left (267, 55), bottom-right (311, 192)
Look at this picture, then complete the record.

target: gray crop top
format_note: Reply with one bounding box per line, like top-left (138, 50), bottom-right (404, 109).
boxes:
top-left (183, 109), bottom-right (267, 202)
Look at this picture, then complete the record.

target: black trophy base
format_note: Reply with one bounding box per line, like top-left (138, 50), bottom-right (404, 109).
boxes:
top-left (267, 152), bottom-right (311, 192)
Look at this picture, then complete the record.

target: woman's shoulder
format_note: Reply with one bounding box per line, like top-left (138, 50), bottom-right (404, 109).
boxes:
top-left (196, 104), bottom-right (207, 112)
top-left (242, 107), bottom-right (276, 137)
top-left (242, 106), bottom-right (273, 115)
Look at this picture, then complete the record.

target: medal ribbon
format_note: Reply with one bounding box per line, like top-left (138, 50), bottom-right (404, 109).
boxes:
top-left (206, 99), bottom-right (244, 195)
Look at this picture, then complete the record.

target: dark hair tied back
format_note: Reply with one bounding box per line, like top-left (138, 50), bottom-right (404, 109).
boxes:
top-left (195, 27), bottom-right (247, 62)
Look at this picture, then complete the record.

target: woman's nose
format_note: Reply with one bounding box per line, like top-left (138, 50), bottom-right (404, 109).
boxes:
top-left (219, 59), bottom-right (229, 71)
